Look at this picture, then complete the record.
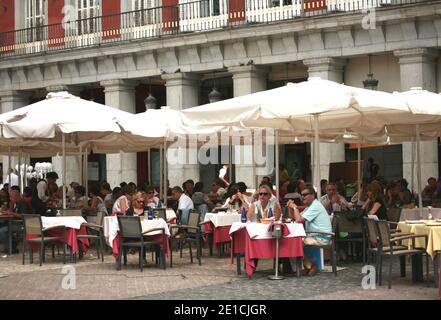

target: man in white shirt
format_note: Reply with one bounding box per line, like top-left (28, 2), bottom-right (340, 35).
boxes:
top-left (171, 186), bottom-right (194, 211)
top-left (3, 168), bottom-right (19, 187)
top-left (37, 171), bottom-right (59, 204)
top-left (320, 182), bottom-right (352, 215)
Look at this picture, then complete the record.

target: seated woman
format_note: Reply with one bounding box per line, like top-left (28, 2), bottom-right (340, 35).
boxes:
top-left (83, 185), bottom-right (108, 216)
top-left (125, 192), bottom-right (147, 217)
top-left (222, 184), bottom-right (250, 211)
top-left (362, 182), bottom-right (388, 220)
top-left (145, 186), bottom-right (161, 208)
top-left (112, 186), bottom-right (133, 216)
top-left (69, 185), bottom-right (89, 209)
top-left (247, 185), bottom-right (282, 222)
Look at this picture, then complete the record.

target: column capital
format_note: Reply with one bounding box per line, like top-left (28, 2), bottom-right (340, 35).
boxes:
top-left (161, 72), bottom-right (200, 87)
top-left (100, 79), bottom-right (138, 93)
top-left (302, 57), bottom-right (347, 74)
top-left (46, 85), bottom-right (83, 97)
top-left (228, 65), bottom-right (270, 80)
top-left (394, 48), bottom-right (439, 64)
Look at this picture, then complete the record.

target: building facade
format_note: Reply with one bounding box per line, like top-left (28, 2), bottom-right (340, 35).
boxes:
top-left (0, 0), bottom-right (440, 190)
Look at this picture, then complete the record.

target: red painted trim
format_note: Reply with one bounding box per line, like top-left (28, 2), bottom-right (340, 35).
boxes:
top-left (303, 0), bottom-right (327, 12)
top-left (0, 0), bottom-right (15, 53)
top-left (48, 0), bottom-right (65, 47)
top-left (102, 0), bottom-right (121, 39)
top-left (228, 0), bottom-right (245, 23)
top-left (162, 0), bottom-right (178, 32)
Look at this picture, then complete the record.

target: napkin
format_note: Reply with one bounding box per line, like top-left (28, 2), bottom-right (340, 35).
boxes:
top-left (267, 223), bottom-right (290, 237)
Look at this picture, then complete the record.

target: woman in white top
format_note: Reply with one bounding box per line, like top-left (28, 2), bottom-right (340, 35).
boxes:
top-left (247, 185), bottom-right (282, 222)
top-left (222, 184), bottom-right (250, 211)
top-left (112, 186), bottom-right (133, 216)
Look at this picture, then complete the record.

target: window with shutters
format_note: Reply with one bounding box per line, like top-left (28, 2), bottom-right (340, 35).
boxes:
top-left (25, 0), bottom-right (46, 41)
top-left (77, 0), bottom-right (100, 34)
top-left (132, 0), bottom-right (158, 26)
top-left (200, 0), bottom-right (220, 17)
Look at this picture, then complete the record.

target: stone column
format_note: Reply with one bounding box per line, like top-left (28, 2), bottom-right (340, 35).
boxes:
top-left (47, 85), bottom-right (83, 186)
top-left (101, 80), bottom-right (138, 188)
top-left (303, 58), bottom-right (347, 182)
top-left (162, 73), bottom-right (201, 188)
top-left (394, 48), bottom-right (438, 191)
top-left (0, 90), bottom-right (30, 181)
top-left (229, 65), bottom-right (269, 189)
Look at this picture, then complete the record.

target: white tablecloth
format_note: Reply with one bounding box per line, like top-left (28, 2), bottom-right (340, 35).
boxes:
top-left (104, 216), bottom-right (171, 248)
top-left (166, 209), bottom-right (177, 220)
top-left (41, 217), bottom-right (87, 230)
top-left (204, 212), bottom-right (242, 227)
top-left (229, 222), bottom-right (306, 240)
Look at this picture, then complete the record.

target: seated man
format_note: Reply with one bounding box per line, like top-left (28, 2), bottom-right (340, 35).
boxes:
top-left (287, 185), bottom-right (332, 276)
top-left (171, 186), bottom-right (194, 212)
top-left (320, 182), bottom-right (353, 215)
top-left (0, 187), bottom-right (35, 255)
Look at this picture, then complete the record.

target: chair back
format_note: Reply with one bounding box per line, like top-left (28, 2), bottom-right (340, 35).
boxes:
top-left (152, 208), bottom-right (166, 220)
top-left (180, 209), bottom-right (190, 225)
top-left (386, 207), bottom-right (402, 223)
top-left (364, 217), bottom-right (378, 244)
top-left (23, 214), bottom-right (43, 235)
top-left (96, 211), bottom-right (105, 227)
top-left (117, 216), bottom-right (142, 239)
top-left (60, 209), bottom-right (83, 217)
top-left (376, 220), bottom-right (392, 248)
top-left (197, 204), bottom-right (208, 222)
top-left (336, 213), bottom-right (363, 233)
top-left (187, 211), bottom-right (201, 235)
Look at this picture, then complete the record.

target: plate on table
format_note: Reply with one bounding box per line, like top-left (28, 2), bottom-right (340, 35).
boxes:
top-left (405, 220), bottom-right (425, 224)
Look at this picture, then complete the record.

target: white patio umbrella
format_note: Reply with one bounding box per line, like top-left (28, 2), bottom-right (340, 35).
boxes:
top-left (181, 78), bottom-right (423, 196)
top-left (0, 91), bottom-right (137, 208)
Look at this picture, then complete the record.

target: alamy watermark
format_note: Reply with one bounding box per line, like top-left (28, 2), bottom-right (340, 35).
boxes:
top-left (61, 265), bottom-right (76, 290)
top-left (361, 265), bottom-right (376, 290)
top-left (166, 128), bottom-right (275, 176)
top-left (361, 8), bottom-right (376, 30)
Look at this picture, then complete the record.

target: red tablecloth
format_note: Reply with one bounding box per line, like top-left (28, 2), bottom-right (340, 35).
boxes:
top-left (26, 226), bottom-right (89, 254)
top-left (112, 234), bottom-right (170, 260)
top-left (231, 227), bottom-right (304, 277)
top-left (204, 222), bottom-right (231, 246)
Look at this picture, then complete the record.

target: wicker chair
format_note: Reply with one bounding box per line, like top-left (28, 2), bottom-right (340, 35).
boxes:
top-left (152, 208), bottom-right (167, 221)
top-left (22, 214), bottom-right (67, 266)
top-left (76, 211), bottom-right (105, 262)
top-left (375, 219), bottom-right (429, 289)
top-left (59, 209), bottom-right (83, 217)
top-left (116, 216), bottom-right (166, 272)
top-left (304, 215), bottom-right (339, 276)
top-left (335, 212), bottom-right (366, 262)
top-left (170, 211), bottom-right (202, 267)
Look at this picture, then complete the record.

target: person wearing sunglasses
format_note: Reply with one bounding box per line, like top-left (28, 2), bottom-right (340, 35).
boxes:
top-left (247, 185), bottom-right (281, 222)
top-left (126, 192), bottom-right (147, 217)
top-left (287, 184), bottom-right (332, 276)
top-left (145, 186), bottom-right (161, 208)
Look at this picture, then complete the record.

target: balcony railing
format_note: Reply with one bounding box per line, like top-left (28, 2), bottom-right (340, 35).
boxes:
top-left (0, 0), bottom-right (428, 58)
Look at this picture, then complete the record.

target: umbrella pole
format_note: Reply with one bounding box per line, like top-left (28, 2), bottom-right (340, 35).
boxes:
top-left (411, 137), bottom-right (415, 196)
top-left (357, 143), bottom-right (361, 200)
top-left (416, 125), bottom-right (423, 216)
top-left (62, 133), bottom-right (66, 209)
top-left (164, 140), bottom-right (168, 208)
top-left (159, 145), bottom-right (163, 203)
top-left (314, 114), bottom-right (321, 197)
top-left (148, 148), bottom-right (151, 186)
top-left (18, 149), bottom-right (22, 192)
top-left (85, 147), bottom-right (88, 208)
top-left (275, 130), bottom-right (280, 200)
top-left (79, 145), bottom-right (83, 187)
top-left (8, 147), bottom-right (11, 187)
top-left (229, 130), bottom-right (233, 184)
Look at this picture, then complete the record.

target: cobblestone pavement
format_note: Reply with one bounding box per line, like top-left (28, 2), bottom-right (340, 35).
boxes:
top-left (0, 247), bottom-right (439, 300)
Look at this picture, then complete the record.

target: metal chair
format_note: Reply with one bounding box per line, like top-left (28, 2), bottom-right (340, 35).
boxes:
top-left (386, 207), bottom-right (402, 223)
top-left (170, 211), bottom-right (202, 267)
top-left (304, 215), bottom-right (339, 276)
top-left (59, 209), bottom-right (83, 217)
top-left (335, 212), bottom-right (366, 262)
top-left (375, 219), bottom-right (429, 289)
top-left (152, 208), bottom-right (167, 221)
top-left (76, 211), bottom-right (105, 262)
top-left (116, 216), bottom-right (166, 272)
top-left (22, 214), bottom-right (67, 266)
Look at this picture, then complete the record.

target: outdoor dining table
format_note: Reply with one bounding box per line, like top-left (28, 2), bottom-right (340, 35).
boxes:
top-left (397, 220), bottom-right (441, 290)
top-left (229, 222), bottom-right (306, 277)
top-left (204, 212), bottom-right (242, 255)
top-left (400, 208), bottom-right (441, 221)
top-left (26, 216), bottom-right (90, 254)
top-left (103, 216), bottom-right (171, 261)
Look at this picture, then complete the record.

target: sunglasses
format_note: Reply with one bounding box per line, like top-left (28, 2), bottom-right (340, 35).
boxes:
top-left (301, 192), bottom-right (311, 197)
top-left (259, 193), bottom-right (270, 196)
top-left (136, 200), bottom-right (145, 203)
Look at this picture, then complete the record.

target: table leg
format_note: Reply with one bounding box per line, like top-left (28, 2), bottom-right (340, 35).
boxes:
top-left (433, 252), bottom-right (439, 289)
top-left (411, 254), bottom-right (424, 283)
top-left (296, 257), bottom-right (302, 278)
top-left (8, 220), bottom-right (12, 255)
top-left (236, 254), bottom-right (242, 275)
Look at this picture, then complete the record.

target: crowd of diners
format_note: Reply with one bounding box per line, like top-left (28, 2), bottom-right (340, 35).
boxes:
top-left (0, 164), bottom-right (437, 275)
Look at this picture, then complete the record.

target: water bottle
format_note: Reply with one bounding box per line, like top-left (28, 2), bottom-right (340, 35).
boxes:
top-left (268, 207), bottom-right (274, 219)
top-left (147, 207), bottom-right (153, 220)
top-left (241, 207), bottom-right (247, 223)
top-left (157, 200), bottom-right (162, 208)
top-left (144, 207), bottom-right (149, 218)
